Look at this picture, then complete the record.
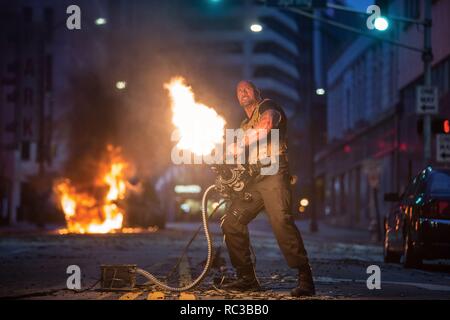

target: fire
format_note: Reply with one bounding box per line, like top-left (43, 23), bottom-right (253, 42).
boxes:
top-left (165, 76), bottom-right (226, 155)
top-left (54, 145), bottom-right (128, 234)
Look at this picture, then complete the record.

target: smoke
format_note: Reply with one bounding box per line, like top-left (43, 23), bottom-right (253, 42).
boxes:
top-left (61, 0), bottom-right (244, 185)
top-left (64, 70), bottom-right (124, 185)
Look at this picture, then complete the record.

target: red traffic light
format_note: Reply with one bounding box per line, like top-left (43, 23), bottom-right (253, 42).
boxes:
top-left (417, 118), bottom-right (450, 135)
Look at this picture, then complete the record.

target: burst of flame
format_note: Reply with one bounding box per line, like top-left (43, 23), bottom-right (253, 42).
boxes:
top-left (54, 145), bottom-right (127, 234)
top-left (165, 76), bottom-right (226, 156)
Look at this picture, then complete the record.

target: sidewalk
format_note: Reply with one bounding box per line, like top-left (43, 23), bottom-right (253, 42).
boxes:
top-left (0, 223), bottom-right (62, 236)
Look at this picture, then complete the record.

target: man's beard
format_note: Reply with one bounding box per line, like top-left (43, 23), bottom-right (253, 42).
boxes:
top-left (240, 97), bottom-right (256, 108)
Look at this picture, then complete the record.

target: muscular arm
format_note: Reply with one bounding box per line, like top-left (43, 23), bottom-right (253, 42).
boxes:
top-left (245, 109), bottom-right (281, 146)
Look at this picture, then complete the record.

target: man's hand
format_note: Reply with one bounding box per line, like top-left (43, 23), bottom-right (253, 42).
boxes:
top-left (244, 109), bottom-right (282, 147)
top-left (256, 109), bottom-right (281, 131)
top-left (227, 108), bottom-right (281, 157)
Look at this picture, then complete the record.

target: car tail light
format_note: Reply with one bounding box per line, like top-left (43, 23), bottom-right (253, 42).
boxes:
top-left (422, 200), bottom-right (450, 219)
top-left (437, 201), bottom-right (450, 218)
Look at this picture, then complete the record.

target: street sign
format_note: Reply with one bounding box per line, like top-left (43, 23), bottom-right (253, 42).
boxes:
top-left (416, 85), bottom-right (438, 114)
top-left (436, 134), bottom-right (450, 163)
top-left (259, 0), bottom-right (327, 9)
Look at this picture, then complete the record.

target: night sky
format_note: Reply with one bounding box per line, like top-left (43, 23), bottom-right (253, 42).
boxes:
top-left (345, 0), bottom-right (374, 10)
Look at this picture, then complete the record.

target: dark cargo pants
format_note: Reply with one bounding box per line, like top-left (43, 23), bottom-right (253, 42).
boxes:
top-left (220, 173), bottom-right (310, 276)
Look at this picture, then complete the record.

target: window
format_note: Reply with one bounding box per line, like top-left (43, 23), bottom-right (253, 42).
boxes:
top-left (44, 7), bottom-right (54, 42)
top-left (21, 141), bottom-right (30, 161)
top-left (404, 176), bottom-right (419, 199)
top-left (252, 65), bottom-right (298, 90)
top-left (404, 0), bottom-right (420, 19)
top-left (429, 171), bottom-right (450, 196)
top-left (45, 55), bottom-right (53, 92)
top-left (416, 178), bottom-right (427, 195)
top-left (253, 41), bottom-right (297, 65)
top-left (259, 16), bottom-right (298, 43)
top-left (414, 169), bottom-right (430, 195)
top-left (432, 58), bottom-right (450, 97)
top-left (259, 89), bottom-right (297, 111)
top-left (403, 0), bottom-right (420, 30)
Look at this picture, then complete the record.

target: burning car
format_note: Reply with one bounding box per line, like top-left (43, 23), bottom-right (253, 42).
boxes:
top-left (54, 145), bottom-right (164, 234)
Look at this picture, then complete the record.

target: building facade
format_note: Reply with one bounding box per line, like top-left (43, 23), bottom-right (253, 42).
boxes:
top-left (315, 0), bottom-right (450, 229)
top-left (0, 0), bottom-right (112, 225)
top-left (179, 0), bottom-right (301, 117)
top-left (1, 0), bottom-right (306, 225)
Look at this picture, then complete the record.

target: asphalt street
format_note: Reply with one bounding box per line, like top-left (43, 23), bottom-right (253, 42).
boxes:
top-left (1, 217), bottom-right (450, 300)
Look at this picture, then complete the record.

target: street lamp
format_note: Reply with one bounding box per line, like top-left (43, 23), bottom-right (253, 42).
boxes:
top-left (95, 17), bottom-right (107, 26)
top-left (250, 23), bottom-right (263, 32)
top-left (316, 88), bottom-right (326, 95)
top-left (300, 198), bottom-right (310, 207)
top-left (116, 81), bottom-right (127, 90)
top-left (374, 17), bottom-right (389, 31)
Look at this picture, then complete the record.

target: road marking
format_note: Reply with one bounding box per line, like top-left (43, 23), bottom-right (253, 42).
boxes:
top-left (118, 291), bottom-right (142, 300)
top-left (385, 281), bottom-right (450, 292)
top-left (315, 276), bottom-right (353, 283)
top-left (147, 291), bottom-right (165, 300)
top-left (315, 276), bottom-right (450, 292)
top-left (178, 255), bottom-right (197, 300)
top-left (179, 292), bottom-right (196, 300)
top-left (179, 255), bottom-right (192, 286)
top-left (96, 292), bottom-right (113, 300)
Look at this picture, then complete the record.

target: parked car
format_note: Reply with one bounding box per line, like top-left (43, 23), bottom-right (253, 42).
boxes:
top-left (384, 166), bottom-right (450, 268)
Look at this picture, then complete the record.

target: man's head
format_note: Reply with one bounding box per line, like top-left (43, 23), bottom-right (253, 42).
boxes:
top-left (236, 80), bottom-right (261, 108)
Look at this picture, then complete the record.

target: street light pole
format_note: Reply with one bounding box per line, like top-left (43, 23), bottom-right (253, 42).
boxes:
top-left (287, 7), bottom-right (424, 53)
top-left (423, 0), bottom-right (433, 165)
top-left (286, 3), bottom-right (434, 165)
top-left (326, 2), bottom-right (424, 25)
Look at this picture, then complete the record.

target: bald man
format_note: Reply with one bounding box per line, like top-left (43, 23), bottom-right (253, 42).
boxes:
top-left (220, 81), bottom-right (315, 297)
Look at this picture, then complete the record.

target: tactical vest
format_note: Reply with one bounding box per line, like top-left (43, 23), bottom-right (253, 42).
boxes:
top-left (240, 99), bottom-right (288, 162)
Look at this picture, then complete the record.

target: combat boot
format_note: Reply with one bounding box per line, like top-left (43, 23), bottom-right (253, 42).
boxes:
top-left (291, 265), bottom-right (315, 297)
top-left (220, 267), bottom-right (261, 291)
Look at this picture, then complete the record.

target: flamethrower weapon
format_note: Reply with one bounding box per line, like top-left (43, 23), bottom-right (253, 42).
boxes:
top-left (211, 163), bottom-right (261, 201)
top-left (102, 164), bottom-right (258, 292)
top-left (105, 77), bottom-right (263, 292)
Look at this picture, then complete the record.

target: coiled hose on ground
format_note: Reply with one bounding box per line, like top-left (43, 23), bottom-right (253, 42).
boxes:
top-left (135, 185), bottom-right (222, 292)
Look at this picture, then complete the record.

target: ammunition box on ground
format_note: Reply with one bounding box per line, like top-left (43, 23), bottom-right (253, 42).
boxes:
top-left (100, 264), bottom-right (137, 290)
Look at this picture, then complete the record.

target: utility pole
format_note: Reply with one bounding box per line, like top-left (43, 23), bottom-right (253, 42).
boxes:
top-left (308, 8), bottom-right (321, 233)
top-left (38, 23), bottom-right (46, 177)
top-left (422, 0), bottom-right (433, 165)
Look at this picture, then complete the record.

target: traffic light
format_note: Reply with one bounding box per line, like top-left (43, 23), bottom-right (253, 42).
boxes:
top-left (374, 17), bottom-right (389, 31)
top-left (417, 118), bottom-right (450, 135)
top-left (444, 119), bottom-right (450, 133)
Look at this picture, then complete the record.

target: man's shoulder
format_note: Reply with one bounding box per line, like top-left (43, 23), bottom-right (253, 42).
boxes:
top-left (258, 99), bottom-right (283, 115)
top-left (240, 118), bottom-right (249, 128)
